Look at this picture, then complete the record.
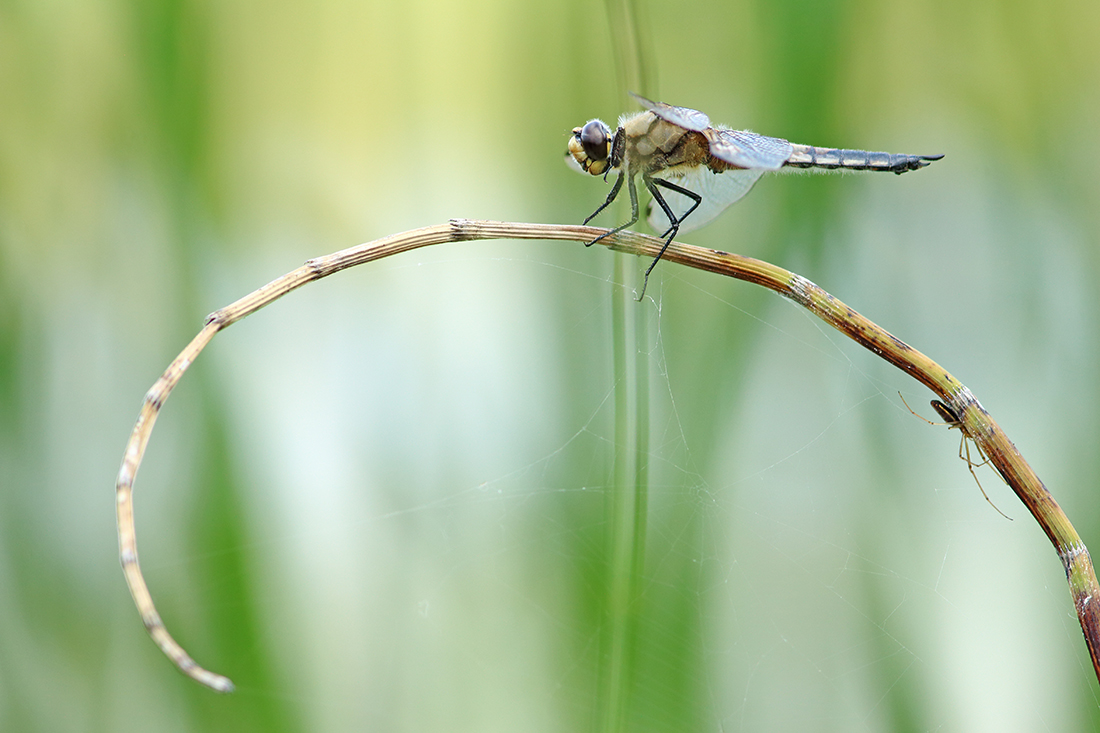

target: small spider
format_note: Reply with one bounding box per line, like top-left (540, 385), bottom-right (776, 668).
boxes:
top-left (900, 393), bottom-right (1012, 520)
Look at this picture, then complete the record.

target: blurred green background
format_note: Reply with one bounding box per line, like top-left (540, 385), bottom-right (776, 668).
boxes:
top-left (3, 0), bottom-right (1100, 730)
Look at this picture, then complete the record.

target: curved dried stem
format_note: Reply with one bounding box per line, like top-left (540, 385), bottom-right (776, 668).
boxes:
top-left (116, 219), bottom-right (1100, 691)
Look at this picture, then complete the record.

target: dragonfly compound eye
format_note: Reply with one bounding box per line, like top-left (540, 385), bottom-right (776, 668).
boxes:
top-left (580, 120), bottom-right (610, 158)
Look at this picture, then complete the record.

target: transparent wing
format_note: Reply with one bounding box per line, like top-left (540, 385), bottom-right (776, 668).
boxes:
top-left (629, 93), bottom-right (710, 132)
top-left (705, 128), bottom-right (793, 170)
top-left (646, 167), bottom-right (766, 234)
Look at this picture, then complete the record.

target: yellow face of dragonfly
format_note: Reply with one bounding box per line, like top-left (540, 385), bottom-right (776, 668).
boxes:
top-left (567, 119), bottom-right (613, 176)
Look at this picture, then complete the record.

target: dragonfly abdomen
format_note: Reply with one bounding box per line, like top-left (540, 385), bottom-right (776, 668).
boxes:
top-left (785, 145), bottom-right (942, 174)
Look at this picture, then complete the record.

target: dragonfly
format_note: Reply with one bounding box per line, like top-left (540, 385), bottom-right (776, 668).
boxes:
top-left (567, 93), bottom-right (943, 298)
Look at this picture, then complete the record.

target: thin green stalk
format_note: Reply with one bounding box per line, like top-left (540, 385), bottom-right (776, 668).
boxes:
top-left (602, 0), bottom-right (655, 103)
top-left (630, 283), bottom-right (649, 654)
top-left (597, 0), bottom-right (656, 726)
top-left (600, 252), bottom-right (634, 733)
top-left (600, 256), bottom-right (651, 733)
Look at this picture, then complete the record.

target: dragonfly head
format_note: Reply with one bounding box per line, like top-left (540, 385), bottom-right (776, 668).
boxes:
top-left (567, 119), bottom-right (614, 176)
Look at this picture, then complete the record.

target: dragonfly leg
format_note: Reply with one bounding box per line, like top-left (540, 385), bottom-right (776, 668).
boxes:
top-left (634, 175), bottom-right (702, 299)
top-left (649, 177), bottom-right (702, 237)
top-left (586, 172), bottom-right (640, 247)
top-left (583, 171), bottom-right (625, 245)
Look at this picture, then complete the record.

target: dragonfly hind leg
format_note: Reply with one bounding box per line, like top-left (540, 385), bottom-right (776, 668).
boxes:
top-left (647, 176), bottom-right (702, 237)
top-left (635, 175), bottom-right (702, 299)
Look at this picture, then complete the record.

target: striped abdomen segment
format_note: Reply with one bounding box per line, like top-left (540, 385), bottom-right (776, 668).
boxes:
top-left (785, 144), bottom-right (943, 175)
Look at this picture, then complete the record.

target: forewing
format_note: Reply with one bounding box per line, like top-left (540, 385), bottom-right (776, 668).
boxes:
top-left (706, 128), bottom-right (793, 170)
top-left (629, 92), bottom-right (710, 132)
top-left (646, 167), bottom-right (766, 234)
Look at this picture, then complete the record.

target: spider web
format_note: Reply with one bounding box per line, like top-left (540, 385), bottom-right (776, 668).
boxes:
top-left (188, 245), bottom-right (1088, 732)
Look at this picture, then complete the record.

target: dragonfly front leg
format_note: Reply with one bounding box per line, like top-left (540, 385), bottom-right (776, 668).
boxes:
top-left (582, 170), bottom-right (624, 243)
top-left (587, 171), bottom-right (640, 247)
